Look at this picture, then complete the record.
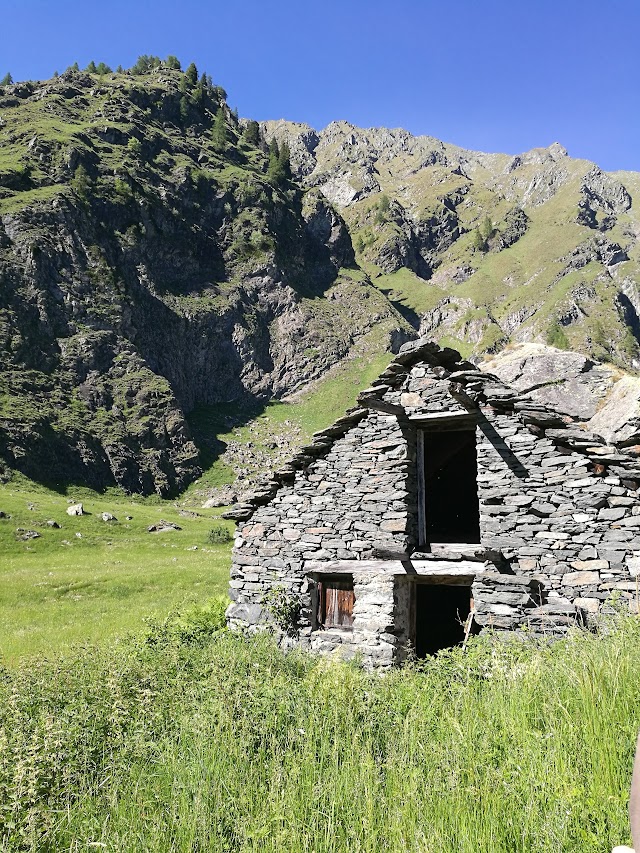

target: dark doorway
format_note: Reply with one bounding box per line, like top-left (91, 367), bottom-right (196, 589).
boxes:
top-left (424, 430), bottom-right (480, 543)
top-left (414, 583), bottom-right (476, 656)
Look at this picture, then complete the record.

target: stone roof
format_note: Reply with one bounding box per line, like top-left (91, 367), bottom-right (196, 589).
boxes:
top-left (223, 338), bottom-right (640, 523)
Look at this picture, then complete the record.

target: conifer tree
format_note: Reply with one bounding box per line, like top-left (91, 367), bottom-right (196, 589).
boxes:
top-left (185, 62), bottom-right (198, 87)
top-left (267, 138), bottom-right (291, 185)
top-left (471, 228), bottom-right (485, 252)
top-left (212, 108), bottom-right (227, 153)
top-left (192, 72), bottom-right (207, 113)
top-left (71, 62), bottom-right (80, 72)
top-left (131, 55), bottom-right (161, 74)
top-left (86, 60), bottom-right (97, 74)
top-left (166, 55), bottom-right (181, 70)
top-left (243, 120), bottom-right (260, 146)
top-left (479, 215), bottom-right (494, 241)
top-left (278, 141), bottom-right (291, 180)
top-left (96, 62), bottom-right (112, 75)
top-left (267, 138), bottom-right (280, 175)
top-left (0, 72), bottom-right (13, 86)
top-left (179, 96), bottom-right (190, 124)
top-left (71, 164), bottom-right (92, 200)
top-left (116, 65), bottom-right (124, 74)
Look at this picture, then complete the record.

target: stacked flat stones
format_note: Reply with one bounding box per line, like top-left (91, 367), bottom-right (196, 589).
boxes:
top-left (225, 337), bottom-right (640, 660)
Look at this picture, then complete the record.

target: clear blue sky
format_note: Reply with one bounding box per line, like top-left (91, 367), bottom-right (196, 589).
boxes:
top-left (2, 0), bottom-right (639, 171)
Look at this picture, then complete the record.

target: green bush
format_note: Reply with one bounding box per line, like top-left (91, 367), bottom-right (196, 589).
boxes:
top-left (207, 523), bottom-right (232, 544)
top-left (374, 193), bottom-right (391, 224)
top-left (114, 177), bottom-right (132, 199)
top-left (127, 137), bottom-right (142, 158)
top-left (546, 321), bottom-right (570, 349)
top-left (143, 596), bottom-right (228, 647)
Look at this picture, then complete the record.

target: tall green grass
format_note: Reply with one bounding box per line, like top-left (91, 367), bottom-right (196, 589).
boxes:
top-left (1, 610), bottom-right (639, 852)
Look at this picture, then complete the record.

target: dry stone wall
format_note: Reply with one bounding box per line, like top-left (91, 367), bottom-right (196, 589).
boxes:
top-left (227, 410), bottom-right (417, 665)
top-left (225, 338), bottom-right (640, 667)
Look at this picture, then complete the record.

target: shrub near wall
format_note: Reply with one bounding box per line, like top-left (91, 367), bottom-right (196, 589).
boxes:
top-left (1, 612), bottom-right (640, 852)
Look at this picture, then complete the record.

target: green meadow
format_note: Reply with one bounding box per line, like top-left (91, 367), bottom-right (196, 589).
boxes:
top-left (0, 476), bottom-right (232, 664)
top-left (0, 335), bottom-right (391, 665)
top-left (1, 353), bottom-right (639, 852)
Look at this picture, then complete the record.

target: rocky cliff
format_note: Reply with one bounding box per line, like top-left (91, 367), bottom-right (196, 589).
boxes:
top-left (1, 65), bottom-right (639, 496)
top-left (0, 68), bottom-right (410, 494)
top-left (264, 120), bottom-right (640, 368)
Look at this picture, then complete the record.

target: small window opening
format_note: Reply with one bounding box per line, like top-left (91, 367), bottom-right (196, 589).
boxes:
top-left (420, 429), bottom-right (480, 544)
top-left (414, 583), bottom-right (479, 656)
top-left (317, 577), bottom-right (355, 629)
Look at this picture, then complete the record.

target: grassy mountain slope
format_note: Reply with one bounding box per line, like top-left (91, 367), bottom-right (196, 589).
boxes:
top-left (0, 68), bottom-right (411, 495)
top-left (265, 120), bottom-right (640, 366)
top-left (2, 66), bottom-right (639, 498)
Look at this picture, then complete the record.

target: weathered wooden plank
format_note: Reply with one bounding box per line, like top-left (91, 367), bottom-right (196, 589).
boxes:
top-left (305, 559), bottom-right (482, 577)
top-left (319, 579), bottom-right (354, 628)
top-left (416, 429), bottom-right (426, 547)
top-left (409, 411), bottom-right (478, 424)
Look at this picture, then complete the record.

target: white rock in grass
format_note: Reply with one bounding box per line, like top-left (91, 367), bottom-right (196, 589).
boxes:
top-left (66, 503), bottom-right (84, 516)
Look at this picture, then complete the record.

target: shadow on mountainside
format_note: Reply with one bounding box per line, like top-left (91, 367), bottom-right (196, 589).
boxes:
top-left (185, 398), bottom-right (269, 480)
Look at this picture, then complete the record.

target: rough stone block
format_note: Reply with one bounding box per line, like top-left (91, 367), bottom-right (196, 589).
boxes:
top-left (569, 559), bottom-right (608, 572)
top-left (380, 519), bottom-right (406, 532)
top-left (626, 557), bottom-right (640, 577)
top-left (575, 597), bottom-right (600, 613)
top-left (562, 570), bottom-right (601, 586)
top-left (598, 507), bottom-right (627, 521)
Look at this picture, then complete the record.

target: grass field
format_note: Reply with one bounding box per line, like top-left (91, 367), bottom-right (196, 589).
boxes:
top-left (0, 476), bottom-right (232, 664)
top-left (1, 613), bottom-right (639, 852)
top-left (0, 338), bottom-right (394, 664)
top-left (2, 342), bottom-right (639, 851)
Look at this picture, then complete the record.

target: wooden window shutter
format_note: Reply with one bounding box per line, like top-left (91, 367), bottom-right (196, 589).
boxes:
top-left (318, 578), bottom-right (354, 628)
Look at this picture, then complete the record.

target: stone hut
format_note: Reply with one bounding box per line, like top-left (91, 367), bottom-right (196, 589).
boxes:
top-left (223, 338), bottom-right (640, 668)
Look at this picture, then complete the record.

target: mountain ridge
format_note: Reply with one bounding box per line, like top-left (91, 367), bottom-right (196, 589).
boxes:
top-left (263, 118), bottom-right (639, 368)
top-left (0, 64), bottom-right (639, 495)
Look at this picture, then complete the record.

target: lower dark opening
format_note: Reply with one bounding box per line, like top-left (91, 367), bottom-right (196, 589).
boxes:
top-left (414, 583), bottom-right (478, 657)
top-left (424, 430), bottom-right (480, 543)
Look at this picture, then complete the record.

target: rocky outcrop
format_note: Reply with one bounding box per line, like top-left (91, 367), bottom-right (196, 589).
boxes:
top-left (0, 71), bottom-right (410, 494)
top-left (577, 166), bottom-right (632, 229)
top-left (481, 343), bottom-right (640, 444)
top-left (266, 120), bottom-right (640, 369)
